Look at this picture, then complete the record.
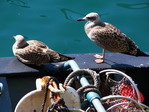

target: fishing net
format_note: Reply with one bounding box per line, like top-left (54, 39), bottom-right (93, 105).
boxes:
top-left (98, 69), bottom-right (148, 112)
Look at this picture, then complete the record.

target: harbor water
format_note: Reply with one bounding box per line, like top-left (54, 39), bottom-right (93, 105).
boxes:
top-left (0, 0), bottom-right (149, 57)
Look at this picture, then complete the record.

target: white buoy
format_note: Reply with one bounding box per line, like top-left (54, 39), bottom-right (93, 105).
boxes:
top-left (15, 76), bottom-right (81, 112)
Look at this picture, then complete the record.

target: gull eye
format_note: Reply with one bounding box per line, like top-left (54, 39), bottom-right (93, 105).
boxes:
top-left (86, 17), bottom-right (96, 20)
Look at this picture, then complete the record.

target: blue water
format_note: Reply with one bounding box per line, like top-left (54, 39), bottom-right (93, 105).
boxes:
top-left (0, 0), bottom-right (149, 57)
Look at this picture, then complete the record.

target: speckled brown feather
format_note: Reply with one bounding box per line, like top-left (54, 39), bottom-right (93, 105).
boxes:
top-left (88, 22), bottom-right (139, 55)
top-left (14, 43), bottom-right (50, 65)
top-left (27, 40), bottom-right (48, 48)
top-left (13, 36), bottom-right (74, 66)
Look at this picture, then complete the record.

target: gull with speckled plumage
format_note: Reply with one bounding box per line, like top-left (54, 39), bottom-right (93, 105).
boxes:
top-left (77, 12), bottom-right (149, 63)
top-left (12, 35), bottom-right (74, 66)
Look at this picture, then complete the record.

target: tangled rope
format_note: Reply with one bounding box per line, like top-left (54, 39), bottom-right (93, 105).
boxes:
top-left (64, 69), bottom-right (100, 88)
top-left (47, 98), bottom-right (70, 112)
top-left (77, 85), bottom-right (101, 97)
top-left (64, 69), bottom-right (101, 100)
top-left (40, 77), bottom-right (69, 112)
top-left (40, 77), bottom-right (53, 112)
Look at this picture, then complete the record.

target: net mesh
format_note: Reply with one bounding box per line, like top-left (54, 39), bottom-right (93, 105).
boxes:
top-left (99, 70), bottom-right (147, 112)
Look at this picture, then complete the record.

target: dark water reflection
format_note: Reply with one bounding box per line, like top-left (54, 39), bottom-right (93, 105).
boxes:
top-left (117, 3), bottom-right (149, 9)
top-left (7, 0), bottom-right (30, 8)
top-left (60, 8), bottom-right (84, 20)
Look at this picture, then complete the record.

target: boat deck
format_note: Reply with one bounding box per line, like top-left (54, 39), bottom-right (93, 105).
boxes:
top-left (0, 53), bottom-right (149, 112)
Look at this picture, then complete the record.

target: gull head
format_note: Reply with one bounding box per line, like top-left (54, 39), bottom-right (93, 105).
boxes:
top-left (77, 12), bottom-right (100, 23)
top-left (13, 35), bottom-right (27, 48)
top-left (13, 35), bottom-right (25, 42)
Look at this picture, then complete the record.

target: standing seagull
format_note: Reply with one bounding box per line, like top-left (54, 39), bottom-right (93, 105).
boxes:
top-left (12, 35), bottom-right (74, 66)
top-left (77, 12), bottom-right (149, 63)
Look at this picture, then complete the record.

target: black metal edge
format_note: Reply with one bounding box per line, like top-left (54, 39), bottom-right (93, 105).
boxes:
top-left (0, 53), bottom-right (149, 77)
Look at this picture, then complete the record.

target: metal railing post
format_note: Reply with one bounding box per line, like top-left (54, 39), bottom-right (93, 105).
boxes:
top-left (0, 82), bottom-right (3, 95)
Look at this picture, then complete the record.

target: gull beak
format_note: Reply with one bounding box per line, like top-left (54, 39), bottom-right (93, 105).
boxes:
top-left (77, 17), bottom-right (86, 21)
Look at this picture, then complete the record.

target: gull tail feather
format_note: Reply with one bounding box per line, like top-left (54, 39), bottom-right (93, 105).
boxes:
top-left (46, 49), bottom-right (75, 63)
top-left (122, 49), bottom-right (149, 57)
top-left (135, 49), bottom-right (149, 57)
top-left (58, 53), bottom-right (75, 62)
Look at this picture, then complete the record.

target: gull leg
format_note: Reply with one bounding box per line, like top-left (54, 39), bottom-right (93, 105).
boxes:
top-left (94, 49), bottom-right (105, 59)
top-left (94, 49), bottom-right (105, 63)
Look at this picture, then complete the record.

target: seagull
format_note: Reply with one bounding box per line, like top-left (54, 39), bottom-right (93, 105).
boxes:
top-left (77, 12), bottom-right (149, 63)
top-left (12, 35), bottom-right (74, 66)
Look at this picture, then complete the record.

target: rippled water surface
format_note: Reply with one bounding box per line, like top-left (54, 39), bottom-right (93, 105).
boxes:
top-left (0, 0), bottom-right (149, 57)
